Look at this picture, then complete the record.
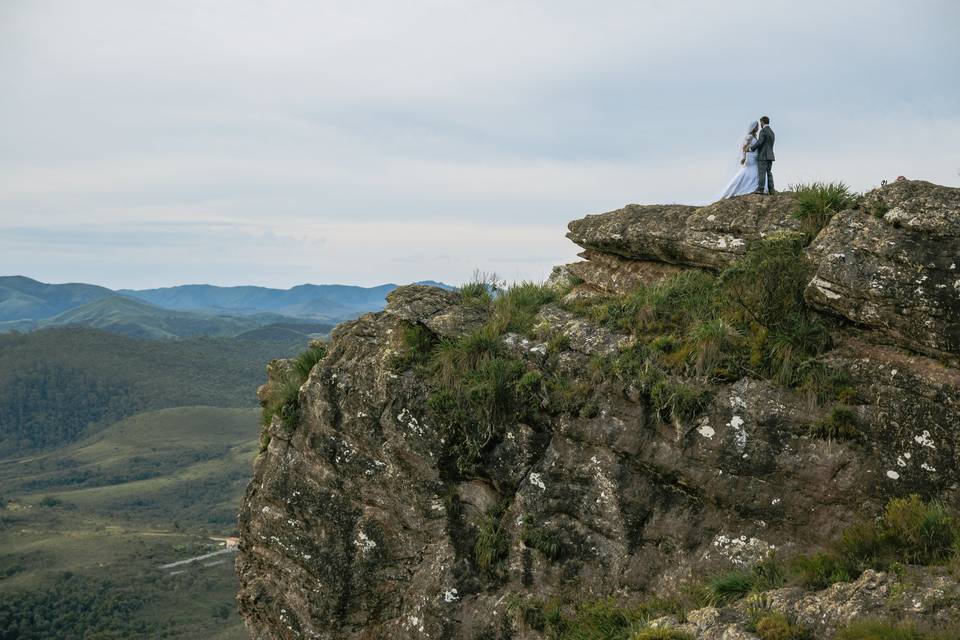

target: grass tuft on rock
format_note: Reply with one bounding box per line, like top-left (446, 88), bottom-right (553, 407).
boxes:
top-left (473, 513), bottom-right (509, 574)
top-left (754, 612), bottom-right (811, 640)
top-left (834, 620), bottom-right (960, 640)
top-left (809, 405), bottom-right (860, 441)
top-left (792, 495), bottom-right (960, 589)
top-left (520, 523), bottom-right (563, 560)
top-left (258, 344), bottom-right (329, 451)
top-left (573, 233), bottom-right (832, 399)
top-left (791, 181), bottom-right (859, 238)
top-left (632, 630), bottom-right (693, 640)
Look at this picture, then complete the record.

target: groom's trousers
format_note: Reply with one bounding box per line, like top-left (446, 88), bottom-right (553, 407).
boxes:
top-left (757, 160), bottom-right (774, 193)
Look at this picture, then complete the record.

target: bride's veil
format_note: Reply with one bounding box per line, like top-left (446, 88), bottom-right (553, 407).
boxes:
top-left (739, 120), bottom-right (759, 159)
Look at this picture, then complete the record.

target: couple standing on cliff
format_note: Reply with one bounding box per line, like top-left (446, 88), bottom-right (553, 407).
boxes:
top-left (719, 116), bottom-right (776, 198)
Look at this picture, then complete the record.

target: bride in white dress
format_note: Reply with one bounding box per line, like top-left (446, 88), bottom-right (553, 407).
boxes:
top-left (718, 121), bottom-right (762, 198)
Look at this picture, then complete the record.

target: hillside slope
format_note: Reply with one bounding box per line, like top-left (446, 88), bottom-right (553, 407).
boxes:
top-left (0, 406), bottom-right (258, 639)
top-left (236, 180), bottom-right (960, 639)
top-left (0, 327), bottom-right (305, 451)
top-left (121, 280), bottom-right (451, 322)
top-left (0, 275), bottom-right (113, 322)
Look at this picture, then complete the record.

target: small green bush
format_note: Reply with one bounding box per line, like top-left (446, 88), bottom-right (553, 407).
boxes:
top-left (788, 496), bottom-right (960, 590)
top-left (260, 372), bottom-right (303, 428)
top-left (720, 233), bottom-right (810, 333)
top-left (491, 281), bottom-right (559, 335)
top-left (789, 551), bottom-right (856, 589)
top-left (834, 620), bottom-right (958, 640)
top-left (765, 314), bottom-right (831, 385)
top-left (291, 344), bottom-right (326, 380)
top-left (809, 405), bottom-right (860, 441)
top-left (650, 380), bottom-right (713, 425)
top-left (392, 322), bottom-right (438, 371)
top-left (558, 599), bottom-right (638, 640)
top-left (521, 524), bottom-right (563, 560)
top-left (259, 343), bottom-right (331, 445)
top-left (880, 496), bottom-right (957, 565)
top-left (459, 280), bottom-right (492, 302)
top-left (702, 569), bottom-right (755, 605)
top-left (687, 318), bottom-right (742, 377)
top-left (797, 362), bottom-right (857, 405)
top-left (792, 182), bottom-right (859, 238)
top-left (474, 514), bottom-right (509, 573)
top-left (755, 613), bottom-right (811, 640)
top-left (632, 629), bottom-right (693, 640)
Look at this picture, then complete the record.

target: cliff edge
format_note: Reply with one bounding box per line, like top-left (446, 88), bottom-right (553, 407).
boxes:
top-left (236, 180), bottom-right (960, 639)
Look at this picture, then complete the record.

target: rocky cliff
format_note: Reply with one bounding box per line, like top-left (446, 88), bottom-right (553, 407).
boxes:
top-left (236, 180), bottom-right (960, 640)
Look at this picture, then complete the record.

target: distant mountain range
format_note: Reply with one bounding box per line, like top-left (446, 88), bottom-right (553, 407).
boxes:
top-left (0, 276), bottom-right (450, 339)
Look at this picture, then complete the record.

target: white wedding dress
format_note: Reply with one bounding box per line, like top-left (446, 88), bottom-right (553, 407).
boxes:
top-left (718, 129), bottom-right (762, 199)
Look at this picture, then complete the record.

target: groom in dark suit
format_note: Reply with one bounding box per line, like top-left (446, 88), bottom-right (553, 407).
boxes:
top-left (750, 116), bottom-right (775, 194)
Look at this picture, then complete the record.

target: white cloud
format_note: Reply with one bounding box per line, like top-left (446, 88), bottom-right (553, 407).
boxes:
top-left (0, 0), bottom-right (958, 287)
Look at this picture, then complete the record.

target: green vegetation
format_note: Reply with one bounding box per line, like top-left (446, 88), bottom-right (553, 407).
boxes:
top-left (392, 282), bottom-right (562, 475)
top-left (565, 233), bottom-right (833, 427)
top-left (474, 514), bottom-right (510, 573)
top-left (507, 596), bottom-right (686, 640)
top-left (0, 406), bottom-right (256, 639)
top-left (696, 557), bottom-right (787, 608)
top-left (0, 572), bottom-right (163, 639)
top-left (753, 612), bottom-right (811, 640)
top-left (632, 630), bottom-right (693, 640)
top-left (391, 322), bottom-right (437, 371)
top-left (260, 343), bottom-right (329, 434)
top-left (809, 405), bottom-right (861, 441)
top-left (834, 620), bottom-right (959, 640)
top-left (0, 327), bottom-right (306, 451)
top-left (649, 379), bottom-right (713, 426)
top-left (790, 496), bottom-right (959, 589)
top-left (701, 569), bottom-right (756, 605)
top-left (291, 344), bottom-right (326, 380)
top-left (502, 497), bottom-right (960, 640)
top-left (520, 522), bottom-right (563, 560)
top-left (791, 181), bottom-right (859, 238)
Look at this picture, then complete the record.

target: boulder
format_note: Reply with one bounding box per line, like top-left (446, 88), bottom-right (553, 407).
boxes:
top-left (567, 192), bottom-right (799, 270)
top-left (384, 283), bottom-right (487, 337)
top-left (805, 181), bottom-right (960, 359)
top-left (565, 249), bottom-right (683, 295)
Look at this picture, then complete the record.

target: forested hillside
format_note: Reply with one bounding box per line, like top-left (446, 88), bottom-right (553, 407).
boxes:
top-left (0, 327), bottom-right (304, 451)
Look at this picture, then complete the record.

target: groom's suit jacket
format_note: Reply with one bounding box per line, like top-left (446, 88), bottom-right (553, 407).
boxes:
top-left (751, 126), bottom-right (775, 161)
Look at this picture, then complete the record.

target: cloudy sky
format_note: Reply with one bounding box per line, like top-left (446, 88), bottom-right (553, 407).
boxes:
top-left (2, 0), bottom-right (958, 289)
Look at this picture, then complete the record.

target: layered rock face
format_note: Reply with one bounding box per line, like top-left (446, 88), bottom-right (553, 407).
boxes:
top-left (805, 180), bottom-right (960, 361)
top-left (237, 181), bottom-right (960, 639)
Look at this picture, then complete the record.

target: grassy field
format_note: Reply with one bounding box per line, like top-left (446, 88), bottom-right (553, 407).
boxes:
top-left (0, 406), bottom-right (260, 639)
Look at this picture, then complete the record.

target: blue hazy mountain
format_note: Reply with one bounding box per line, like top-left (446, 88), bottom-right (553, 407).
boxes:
top-left (0, 295), bottom-right (333, 340)
top-left (0, 275), bottom-right (114, 321)
top-left (118, 282), bottom-right (438, 321)
top-left (0, 276), bottom-right (450, 337)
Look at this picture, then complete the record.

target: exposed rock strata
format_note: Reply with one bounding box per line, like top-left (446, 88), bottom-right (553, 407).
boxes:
top-left (805, 181), bottom-right (960, 360)
top-left (566, 193), bottom-right (799, 270)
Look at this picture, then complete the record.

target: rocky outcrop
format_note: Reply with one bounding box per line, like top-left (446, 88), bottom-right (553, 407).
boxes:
top-left (566, 193), bottom-right (799, 271)
top-left (655, 568), bottom-right (960, 639)
top-left (237, 180), bottom-right (960, 640)
top-left (805, 180), bottom-right (960, 361)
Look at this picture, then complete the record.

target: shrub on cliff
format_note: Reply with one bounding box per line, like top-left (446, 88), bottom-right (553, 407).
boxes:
top-left (791, 495), bottom-right (959, 589)
top-left (393, 281), bottom-right (559, 475)
top-left (834, 620), bottom-right (958, 640)
top-left (259, 344), bottom-right (328, 449)
top-left (791, 181), bottom-right (859, 238)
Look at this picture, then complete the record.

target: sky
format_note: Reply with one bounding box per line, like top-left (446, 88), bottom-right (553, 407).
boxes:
top-left (1, 0), bottom-right (958, 289)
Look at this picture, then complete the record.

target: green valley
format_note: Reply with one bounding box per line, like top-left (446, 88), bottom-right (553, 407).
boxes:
top-left (0, 406), bottom-right (261, 639)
